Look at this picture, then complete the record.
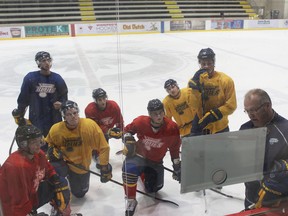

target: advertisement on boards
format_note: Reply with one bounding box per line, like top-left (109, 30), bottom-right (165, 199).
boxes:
top-left (279, 19), bottom-right (288, 28)
top-left (25, 25), bottom-right (69, 37)
top-left (75, 22), bottom-right (160, 35)
top-left (170, 20), bottom-right (205, 31)
top-left (0, 26), bottom-right (24, 38)
top-left (75, 23), bottom-right (117, 35)
top-left (118, 22), bottom-right (161, 33)
top-left (245, 19), bottom-right (279, 29)
top-left (211, 20), bottom-right (244, 30)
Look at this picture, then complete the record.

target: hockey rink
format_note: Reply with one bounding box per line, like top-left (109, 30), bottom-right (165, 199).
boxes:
top-left (1, 29), bottom-right (288, 215)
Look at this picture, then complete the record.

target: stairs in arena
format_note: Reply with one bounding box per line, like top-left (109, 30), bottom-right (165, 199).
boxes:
top-left (0, 0), bottom-right (257, 26)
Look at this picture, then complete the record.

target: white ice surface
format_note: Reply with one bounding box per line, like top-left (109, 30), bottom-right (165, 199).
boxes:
top-left (1, 29), bottom-right (288, 215)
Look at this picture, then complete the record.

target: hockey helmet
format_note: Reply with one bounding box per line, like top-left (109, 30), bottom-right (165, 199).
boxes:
top-left (35, 51), bottom-right (52, 66)
top-left (164, 79), bottom-right (178, 89)
top-left (197, 48), bottom-right (215, 62)
top-left (61, 100), bottom-right (79, 117)
top-left (15, 125), bottom-right (42, 149)
top-left (92, 88), bottom-right (107, 100)
top-left (147, 99), bottom-right (164, 112)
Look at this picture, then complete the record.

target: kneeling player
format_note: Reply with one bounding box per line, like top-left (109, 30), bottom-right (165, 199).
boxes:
top-left (0, 125), bottom-right (72, 216)
top-left (122, 99), bottom-right (181, 216)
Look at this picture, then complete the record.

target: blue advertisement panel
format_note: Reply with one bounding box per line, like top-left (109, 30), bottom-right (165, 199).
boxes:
top-left (25, 25), bottom-right (69, 37)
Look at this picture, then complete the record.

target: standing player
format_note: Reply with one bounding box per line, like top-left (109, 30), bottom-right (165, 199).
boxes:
top-left (46, 100), bottom-right (112, 199)
top-left (0, 125), bottom-right (73, 216)
top-left (122, 99), bottom-right (181, 216)
top-left (188, 48), bottom-right (237, 135)
top-left (162, 79), bottom-right (201, 137)
top-left (13, 51), bottom-right (68, 151)
top-left (85, 88), bottom-right (124, 166)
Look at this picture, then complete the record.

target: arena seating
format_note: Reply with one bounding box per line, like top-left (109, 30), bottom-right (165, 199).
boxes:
top-left (0, 0), bottom-right (257, 25)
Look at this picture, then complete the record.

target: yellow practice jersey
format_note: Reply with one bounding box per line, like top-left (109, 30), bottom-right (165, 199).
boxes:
top-left (45, 118), bottom-right (110, 174)
top-left (188, 71), bottom-right (237, 134)
top-left (163, 87), bottom-right (201, 136)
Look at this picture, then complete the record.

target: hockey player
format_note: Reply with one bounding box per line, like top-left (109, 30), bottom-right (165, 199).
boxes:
top-left (85, 88), bottom-right (124, 141)
top-left (85, 88), bottom-right (124, 167)
top-left (188, 48), bottom-right (237, 135)
top-left (240, 89), bottom-right (288, 210)
top-left (45, 100), bottom-right (112, 199)
top-left (0, 125), bottom-right (72, 216)
top-left (162, 79), bottom-right (201, 137)
top-left (122, 99), bottom-right (181, 216)
top-left (14, 51), bottom-right (68, 151)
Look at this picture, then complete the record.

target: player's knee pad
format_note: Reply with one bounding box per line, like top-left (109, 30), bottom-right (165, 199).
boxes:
top-left (122, 161), bottom-right (140, 186)
top-left (122, 162), bottom-right (140, 176)
top-left (72, 191), bottom-right (87, 198)
top-left (50, 161), bottom-right (68, 177)
top-left (144, 167), bottom-right (161, 193)
top-left (71, 184), bottom-right (89, 198)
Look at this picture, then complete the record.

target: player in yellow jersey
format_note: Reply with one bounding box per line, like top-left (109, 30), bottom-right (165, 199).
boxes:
top-left (45, 100), bottom-right (112, 199)
top-left (188, 48), bottom-right (237, 135)
top-left (162, 79), bottom-right (201, 137)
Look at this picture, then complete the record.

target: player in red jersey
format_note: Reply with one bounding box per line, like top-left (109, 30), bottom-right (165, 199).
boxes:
top-left (121, 99), bottom-right (181, 216)
top-left (85, 88), bottom-right (124, 167)
top-left (0, 125), bottom-right (71, 216)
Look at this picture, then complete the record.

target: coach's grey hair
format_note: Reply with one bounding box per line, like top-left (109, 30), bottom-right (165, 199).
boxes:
top-left (244, 88), bottom-right (272, 105)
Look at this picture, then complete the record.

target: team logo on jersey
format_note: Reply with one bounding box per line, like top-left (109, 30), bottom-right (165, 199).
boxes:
top-left (203, 85), bottom-right (220, 100)
top-left (63, 137), bottom-right (82, 151)
top-left (36, 83), bottom-right (56, 98)
top-left (175, 102), bottom-right (188, 115)
top-left (100, 117), bottom-right (114, 126)
top-left (269, 137), bottom-right (279, 145)
top-left (142, 136), bottom-right (164, 150)
top-left (33, 166), bottom-right (46, 192)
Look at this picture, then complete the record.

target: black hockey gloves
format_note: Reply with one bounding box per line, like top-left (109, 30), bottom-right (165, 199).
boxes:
top-left (198, 108), bottom-right (223, 129)
top-left (50, 175), bottom-right (71, 211)
top-left (47, 146), bottom-right (64, 162)
top-left (12, 108), bottom-right (30, 126)
top-left (188, 69), bottom-right (206, 91)
top-left (172, 158), bottom-right (181, 183)
top-left (190, 114), bottom-right (203, 136)
top-left (255, 160), bottom-right (288, 208)
top-left (123, 133), bottom-right (137, 157)
top-left (100, 163), bottom-right (112, 183)
top-left (107, 127), bottom-right (123, 139)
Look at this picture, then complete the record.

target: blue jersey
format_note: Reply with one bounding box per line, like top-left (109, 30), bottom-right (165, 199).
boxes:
top-left (17, 70), bottom-right (68, 136)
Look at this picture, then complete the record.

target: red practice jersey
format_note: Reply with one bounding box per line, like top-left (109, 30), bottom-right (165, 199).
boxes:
top-left (0, 150), bottom-right (56, 216)
top-left (85, 100), bottom-right (124, 133)
top-left (124, 115), bottom-right (181, 163)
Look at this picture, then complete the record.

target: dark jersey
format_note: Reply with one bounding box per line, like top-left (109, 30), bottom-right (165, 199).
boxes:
top-left (17, 71), bottom-right (68, 136)
top-left (240, 111), bottom-right (288, 173)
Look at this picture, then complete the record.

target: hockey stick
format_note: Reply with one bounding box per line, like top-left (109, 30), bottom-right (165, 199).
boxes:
top-left (65, 161), bottom-right (179, 207)
top-left (209, 188), bottom-right (244, 201)
top-left (163, 166), bottom-right (243, 201)
top-left (55, 146), bottom-right (179, 208)
top-left (116, 149), bottom-right (182, 156)
top-left (9, 136), bottom-right (16, 155)
top-left (9, 108), bottom-right (28, 155)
